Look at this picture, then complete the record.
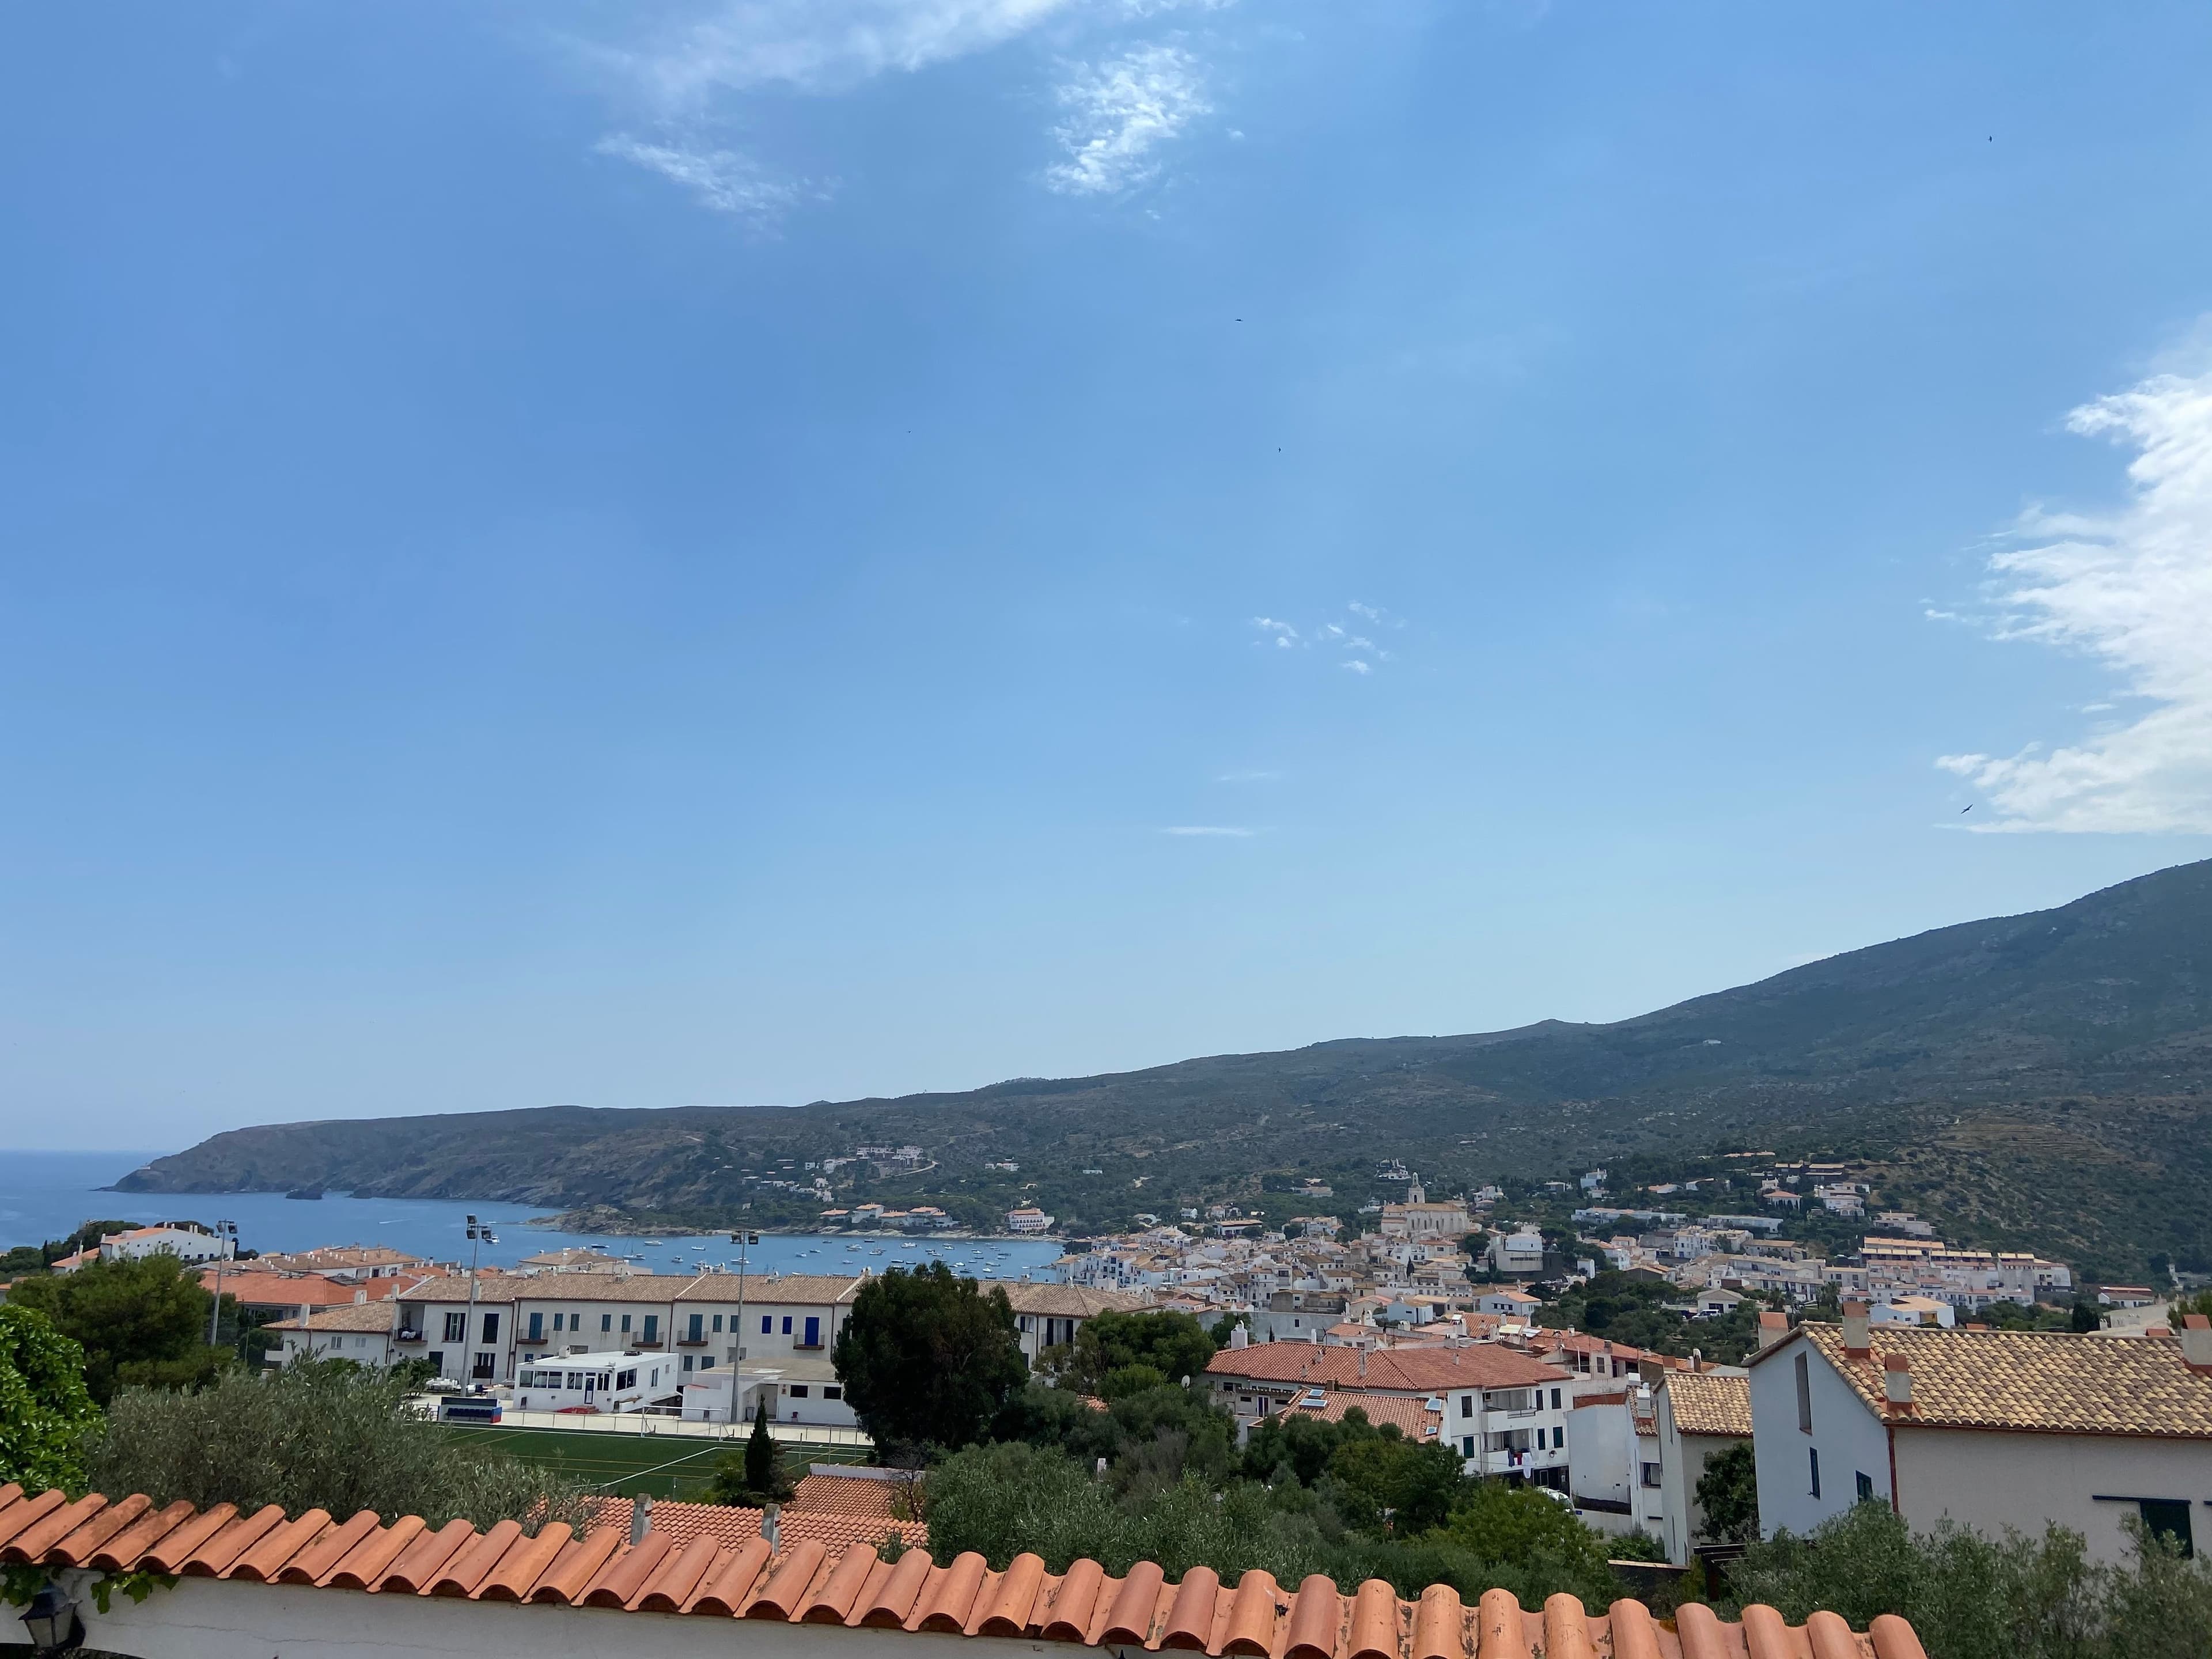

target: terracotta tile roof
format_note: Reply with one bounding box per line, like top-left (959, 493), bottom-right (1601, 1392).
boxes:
top-left (1771, 1324), bottom-right (2212, 1440)
top-left (586, 1497), bottom-right (926, 1554)
top-left (673, 1272), bottom-right (869, 1305)
top-left (1660, 1372), bottom-right (1752, 1438)
top-left (268, 1303), bottom-right (404, 1334)
top-left (790, 1473), bottom-right (908, 1520)
top-left (997, 1283), bottom-right (1149, 1317)
top-left (396, 1272), bottom-right (527, 1304)
top-left (1281, 1391), bottom-right (1444, 1442)
top-left (0, 1482), bottom-right (1922, 1658)
top-left (198, 1271), bottom-right (410, 1309)
top-left (1207, 1343), bottom-right (1567, 1393)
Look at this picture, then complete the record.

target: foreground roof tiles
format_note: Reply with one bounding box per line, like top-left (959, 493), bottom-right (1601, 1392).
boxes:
top-left (1777, 1324), bottom-right (2212, 1439)
top-left (0, 1483), bottom-right (1924, 1659)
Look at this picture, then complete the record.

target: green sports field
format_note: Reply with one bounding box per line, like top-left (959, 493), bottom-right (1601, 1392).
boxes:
top-left (445, 1425), bottom-right (870, 1499)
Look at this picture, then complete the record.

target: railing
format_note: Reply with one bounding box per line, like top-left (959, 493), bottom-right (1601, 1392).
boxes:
top-left (394, 1331), bottom-right (425, 1344)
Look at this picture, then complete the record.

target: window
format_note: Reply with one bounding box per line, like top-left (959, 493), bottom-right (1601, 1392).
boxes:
top-left (1856, 1471), bottom-right (1874, 1502)
top-left (700, 1356), bottom-right (714, 1369)
top-left (444, 1312), bottom-right (465, 1343)
top-left (482, 1313), bottom-right (500, 1343)
top-left (683, 1355), bottom-right (694, 1372)
top-left (618, 1369), bottom-right (637, 1389)
top-left (802, 1316), bottom-right (820, 1347)
top-left (643, 1315), bottom-right (658, 1342)
top-left (788, 1385), bottom-right (809, 1399)
top-left (1641, 1463), bottom-right (1661, 1488)
top-left (712, 1315), bottom-right (723, 1332)
top-left (781, 1316), bottom-right (793, 1335)
top-left (429, 1351), bottom-right (444, 1372)
top-left (688, 1314), bottom-right (703, 1342)
top-left (472, 1353), bottom-right (495, 1380)
top-left (620, 1315), bottom-right (631, 1333)
top-left (1463, 1436), bottom-right (1476, 1458)
top-left (1796, 1353), bottom-right (1813, 1433)
top-left (824, 1385), bottom-right (841, 1400)
top-left (761, 1316), bottom-right (771, 1335)
top-left (1552, 1426), bottom-right (1565, 1449)
top-left (2138, 1501), bottom-right (2193, 1558)
top-left (1809, 1447), bottom-right (1821, 1500)
top-left (1460, 1395), bottom-right (1473, 1419)
top-left (528, 1313), bottom-right (543, 1342)
top-left (601, 1314), bottom-right (612, 1332)
top-left (1550, 1388), bottom-right (1562, 1410)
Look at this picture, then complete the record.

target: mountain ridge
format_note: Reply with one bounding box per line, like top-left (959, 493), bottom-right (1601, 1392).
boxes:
top-left (115, 860), bottom-right (2212, 1278)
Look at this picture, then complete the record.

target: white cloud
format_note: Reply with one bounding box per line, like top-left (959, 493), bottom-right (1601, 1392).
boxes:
top-left (1161, 824), bottom-right (1254, 836)
top-left (1937, 362), bottom-right (2212, 834)
top-left (1347, 600), bottom-right (1403, 627)
top-left (1044, 43), bottom-right (1209, 196)
top-left (1251, 617), bottom-right (1300, 647)
top-left (596, 134), bottom-right (821, 225)
top-left (609, 0), bottom-right (1078, 105)
top-left (1341, 659), bottom-right (1371, 675)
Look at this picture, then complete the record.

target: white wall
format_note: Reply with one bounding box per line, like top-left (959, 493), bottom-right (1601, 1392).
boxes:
top-left (1748, 1338), bottom-right (1893, 1538)
top-left (1893, 1428), bottom-right (2212, 1566)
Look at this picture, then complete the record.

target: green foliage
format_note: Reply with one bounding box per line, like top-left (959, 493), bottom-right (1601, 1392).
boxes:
top-left (2171, 1287), bottom-right (2212, 1320)
top-left (927, 1440), bottom-right (1620, 1605)
top-left (1099, 1365), bottom-right (1168, 1401)
top-left (1610, 1529), bottom-right (1668, 1562)
top-left (710, 1395), bottom-right (792, 1505)
top-left (6, 1254), bottom-right (230, 1404)
top-left (1692, 1441), bottom-right (1759, 1543)
top-left (1727, 1499), bottom-right (2212, 1659)
top-left (1324, 1431), bottom-right (1467, 1536)
top-left (2071, 1300), bottom-right (2105, 1334)
top-left (0, 1305), bottom-right (101, 1494)
top-left (1539, 1270), bottom-right (1766, 1362)
top-left (85, 1360), bottom-right (589, 1533)
top-left (832, 1263), bottom-right (1028, 1458)
top-left (1426, 1481), bottom-right (1615, 1588)
top-left (1042, 1312), bottom-right (1217, 1395)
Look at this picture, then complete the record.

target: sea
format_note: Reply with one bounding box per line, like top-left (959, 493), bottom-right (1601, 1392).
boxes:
top-left (0, 1150), bottom-right (1066, 1282)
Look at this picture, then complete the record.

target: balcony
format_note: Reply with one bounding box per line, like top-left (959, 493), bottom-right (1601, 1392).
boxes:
top-left (634, 1339), bottom-right (664, 1350)
top-left (395, 1331), bottom-right (426, 1344)
top-left (676, 1338), bottom-right (709, 1347)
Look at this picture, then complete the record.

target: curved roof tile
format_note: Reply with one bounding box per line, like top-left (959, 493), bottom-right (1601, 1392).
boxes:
top-left (0, 1483), bottom-right (1923, 1659)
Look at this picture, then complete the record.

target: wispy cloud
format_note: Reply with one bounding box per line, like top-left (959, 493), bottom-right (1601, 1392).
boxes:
top-left (596, 134), bottom-right (823, 226)
top-left (1044, 43), bottom-right (1210, 196)
top-left (1161, 824), bottom-right (1255, 836)
top-left (1251, 604), bottom-right (1402, 672)
top-left (608, 0), bottom-right (1080, 104)
top-left (1937, 359), bottom-right (2212, 834)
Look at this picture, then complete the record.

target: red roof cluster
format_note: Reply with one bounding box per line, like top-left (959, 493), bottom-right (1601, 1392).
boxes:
top-left (0, 1483), bottom-right (1925, 1659)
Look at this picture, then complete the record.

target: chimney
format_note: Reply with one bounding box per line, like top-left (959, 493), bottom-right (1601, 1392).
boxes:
top-left (1842, 1301), bottom-right (1872, 1358)
top-left (762, 1503), bottom-right (780, 1552)
top-left (1637, 1358), bottom-right (1661, 1387)
top-left (629, 1495), bottom-right (652, 1544)
top-left (1757, 1311), bottom-right (1789, 1352)
top-left (1357, 1347), bottom-right (1367, 1380)
top-left (1230, 1323), bottom-right (1249, 1350)
top-left (1883, 1353), bottom-right (1914, 1410)
top-left (2182, 1315), bottom-right (2212, 1375)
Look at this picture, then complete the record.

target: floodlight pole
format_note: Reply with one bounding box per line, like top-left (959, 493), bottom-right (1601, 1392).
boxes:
top-left (729, 1229), bottom-right (759, 1425)
top-left (205, 1221), bottom-right (238, 1349)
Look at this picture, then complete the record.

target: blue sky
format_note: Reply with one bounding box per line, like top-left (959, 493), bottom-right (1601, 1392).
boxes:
top-left (4, 2), bottom-right (2211, 1151)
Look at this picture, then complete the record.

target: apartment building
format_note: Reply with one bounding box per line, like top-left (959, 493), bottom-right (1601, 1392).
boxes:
top-left (267, 1302), bottom-right (410, 1369)
top-left (997, 1282), bottom-right (1147, 1363)
top-left (1748, 1306), bottom-right (2212, 1563)
top-left (1205, 1339), bottom-right (1575, 1487)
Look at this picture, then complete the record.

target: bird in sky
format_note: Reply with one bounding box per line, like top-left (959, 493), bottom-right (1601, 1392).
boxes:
top-left (1961, 804), bottom-right (1973, 813)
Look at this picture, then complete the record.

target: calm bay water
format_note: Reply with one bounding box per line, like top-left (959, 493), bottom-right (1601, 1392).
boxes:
top-left (0, 1150), bottom-right (1065, 1281)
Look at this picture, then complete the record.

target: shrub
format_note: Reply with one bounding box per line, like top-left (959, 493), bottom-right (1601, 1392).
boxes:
top-left (85, 1361), bottom-right (588, 1533)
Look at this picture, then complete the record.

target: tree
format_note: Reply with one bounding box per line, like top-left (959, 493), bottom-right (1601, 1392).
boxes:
top-left (6, 1254), bottom-right (229, 1404)
top-left (1693, 1441), bottom-right (1759, 1542)
top-left (2071, 1300), bottom-right (2105, 1334)
top-left (710, 1395), bottom-right (792, 1505)
top-left (1426, 1479), bottom-right (1615, 1586)
top-left (86, 1360), bottom-right (587, 1533)
top-left (1043, 1312), bottom-right (1216, 1395)
top-left (1326, 1431), bottom-right (1467, 1535)
top-left (0, 1306), bottom-right (101, 1494)
top-left (832, 1263), bottom-right (1028, 1457)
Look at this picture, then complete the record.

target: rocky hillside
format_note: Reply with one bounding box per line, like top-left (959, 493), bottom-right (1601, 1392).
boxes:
top-left (119, 860), bottom-right (2212, 1277)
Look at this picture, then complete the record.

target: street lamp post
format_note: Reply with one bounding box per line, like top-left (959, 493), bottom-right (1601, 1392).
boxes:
top-left (729, 1229), bottom-right (758, 1425)
top-left (204, 1220), bottom-right (238, 1350)
top-left (463, 1215), bottom-right (497, 1391)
